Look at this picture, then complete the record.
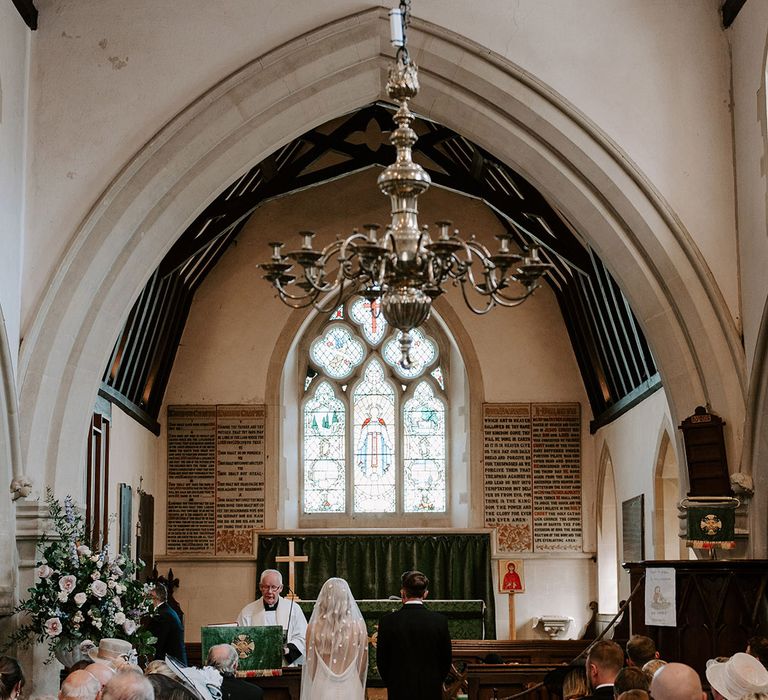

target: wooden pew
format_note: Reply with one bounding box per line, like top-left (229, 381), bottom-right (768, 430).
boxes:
top-left (464, 663), bottom-right (557, 700)
top-left (451, 639), bottom-right (591, 666)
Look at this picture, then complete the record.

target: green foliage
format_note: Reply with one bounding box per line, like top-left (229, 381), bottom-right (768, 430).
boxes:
top-left (3, 489), bottom-right (156, 659)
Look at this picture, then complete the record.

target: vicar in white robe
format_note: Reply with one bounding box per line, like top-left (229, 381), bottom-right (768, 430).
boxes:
top-left (237, 569), bottom-right (308, 666)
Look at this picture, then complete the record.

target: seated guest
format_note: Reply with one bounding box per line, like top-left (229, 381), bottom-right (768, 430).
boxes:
top-left (563, 667), bottom-right (590, 700)
top-left (144, 661), bottom-right (176, 680)
top-left (88, 639), bottom-right (134, 671)
top-left (207, 644), bottom-right (263, 700)
top-left (585, 641), bottom-right (624, 700)
top-left (748, 638), bottom-right (768, 670)
top-left (626, 636), bottom-right (660, 668)
top-left (59, 670), bottom-right (101, 700)
top-left (101, 671), bottom-right (154, 700)
top-left (147, 674), bottom-right (198, 700)
top-left (148, 583), bottom-right (187, 665)
top-left (85, 664), bottom-right (116, 688)
top-left (641, 658), bottom-right (667, 682)
top-left (706, 652), bottom-right (768, 700)
top-left (0, 657), bottom-right (24, 700)
top-left (617, 691), bottom-right (648, 700)
top-left (236, 569), bottom-right (307, 666)
top-left (614, 667), bottom-right (650, 697)
top-left (650, 663), bottom-right (705, 700)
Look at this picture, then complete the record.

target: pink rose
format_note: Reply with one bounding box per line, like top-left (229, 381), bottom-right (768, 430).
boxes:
top-left (90, 579), bottom-right (108, 598)
top-left (45, 617), bottom-right (62, 637)
top-left (74, 592), bottom-right (87, 607)
top-left (123, 619), bottom-right (137, 635)
top-left (37, 564), bottom-right (53, 579)
top-left (59, 575), bottom-right (76, 593)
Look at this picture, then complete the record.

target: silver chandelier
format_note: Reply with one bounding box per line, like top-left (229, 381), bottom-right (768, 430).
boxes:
top-left (259, 1), bottom-right (552, 368)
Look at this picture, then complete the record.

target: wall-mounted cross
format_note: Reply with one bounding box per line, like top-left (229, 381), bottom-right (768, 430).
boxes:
top-left (275, 539), bottom-right (308, 600)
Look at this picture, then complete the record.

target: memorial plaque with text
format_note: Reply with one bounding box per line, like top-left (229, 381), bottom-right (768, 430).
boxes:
top-left (483, 404), bottom-right (533, 552)
top-left (167, 406), bottom-right (216, 553)
top-left (483, 403), bottom-right (582, 553)
top-left (532, 404), bottom-right (582, 551)
top-left (167, 405), bottom-right (266, 556)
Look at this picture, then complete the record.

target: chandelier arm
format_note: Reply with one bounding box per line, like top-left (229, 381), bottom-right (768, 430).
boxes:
top-left (490, 283), bottom-right (539, 306)
top-left (309, 279), bottom-right (358, 314)
top-left (458, 278), bottom-right (497, 315)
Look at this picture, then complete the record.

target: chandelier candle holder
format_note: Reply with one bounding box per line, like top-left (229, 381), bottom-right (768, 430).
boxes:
top-left (258, 0), bottom-right (552, 368)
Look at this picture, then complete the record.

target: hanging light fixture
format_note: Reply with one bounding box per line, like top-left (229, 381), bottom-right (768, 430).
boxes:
top-left (258, 0), bottom-right (552, 368)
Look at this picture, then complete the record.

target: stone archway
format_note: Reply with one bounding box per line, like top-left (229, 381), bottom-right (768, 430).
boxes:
top-left (18, 7), bottom-right (744, 499)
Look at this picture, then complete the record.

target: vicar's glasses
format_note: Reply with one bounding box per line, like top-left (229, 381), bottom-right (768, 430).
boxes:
top-left (260, 584), bottom-right (282, 591)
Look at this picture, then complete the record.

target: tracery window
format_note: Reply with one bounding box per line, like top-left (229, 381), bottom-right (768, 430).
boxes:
top-left (302, 297), bottom-right (447, 516)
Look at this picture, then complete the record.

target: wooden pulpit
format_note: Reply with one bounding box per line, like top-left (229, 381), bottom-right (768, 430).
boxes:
top-left (624, 560), bottom-right (768, 680)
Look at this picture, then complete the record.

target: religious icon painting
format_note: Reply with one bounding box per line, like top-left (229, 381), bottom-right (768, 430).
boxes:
top-left (498, 559), bottom-right (525, 593)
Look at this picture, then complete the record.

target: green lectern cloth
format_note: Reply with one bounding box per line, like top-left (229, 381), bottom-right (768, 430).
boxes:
top-left (201, 625), bottom-right (283, 671)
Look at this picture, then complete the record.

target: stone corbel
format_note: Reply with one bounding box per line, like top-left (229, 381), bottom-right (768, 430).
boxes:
top-left (10, 476), bottom-right (33, 501)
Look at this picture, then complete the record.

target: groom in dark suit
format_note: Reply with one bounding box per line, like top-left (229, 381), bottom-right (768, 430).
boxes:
top-left (376, 570), bottom-right (452, 700)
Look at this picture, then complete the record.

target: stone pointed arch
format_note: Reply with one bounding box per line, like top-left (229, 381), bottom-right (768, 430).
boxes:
top-left (596, 441), bottom-right (619, 613)
top-left (652, 427), bottom-right (684, 559)
top-left (18, 7), bottom-right (744, 496)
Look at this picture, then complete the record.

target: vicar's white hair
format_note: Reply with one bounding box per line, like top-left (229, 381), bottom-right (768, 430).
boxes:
top-left (260, 569), bottom-right (283, 585)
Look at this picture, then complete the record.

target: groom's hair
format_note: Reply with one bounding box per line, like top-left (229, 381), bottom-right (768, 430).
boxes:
top-left (401, 570), bottom-right (429, 598)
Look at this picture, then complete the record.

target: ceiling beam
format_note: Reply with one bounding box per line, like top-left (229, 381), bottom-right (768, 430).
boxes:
top-left (12, 0), bottom-right (37, 29)
top-left (721, 0), bottom-right (746, 28)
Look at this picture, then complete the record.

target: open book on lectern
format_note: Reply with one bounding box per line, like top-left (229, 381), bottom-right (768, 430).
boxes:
top-left (201, 625), bottom-right (283, 670)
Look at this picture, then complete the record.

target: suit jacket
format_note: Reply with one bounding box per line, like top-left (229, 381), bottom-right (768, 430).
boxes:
top-left (219, 675), bottom-right (263, 700)
top-left (149, 601), bottom-right (187, 665)
top-left (585, 684), bottom-right (615, 700)
top-left (376, 603), bottom-right (452, 700)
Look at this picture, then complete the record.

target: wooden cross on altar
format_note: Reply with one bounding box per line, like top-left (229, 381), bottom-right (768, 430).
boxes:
top-left (275, 540), bottom-right (308, 600)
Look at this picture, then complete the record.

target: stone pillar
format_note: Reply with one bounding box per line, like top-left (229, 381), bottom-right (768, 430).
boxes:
top-left (14, 501), bottom-right (59, 699)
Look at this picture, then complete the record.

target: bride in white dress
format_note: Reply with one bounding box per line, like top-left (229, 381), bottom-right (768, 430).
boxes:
top-left (300, 577), bottom-right (368, 700)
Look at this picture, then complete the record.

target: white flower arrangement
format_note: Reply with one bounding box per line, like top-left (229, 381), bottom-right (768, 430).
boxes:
top-left (3, 490), bottom-right (156, 660)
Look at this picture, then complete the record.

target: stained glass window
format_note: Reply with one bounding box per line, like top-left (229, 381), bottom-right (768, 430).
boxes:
top-left (352, 361), bottom-right (396, 512)
top-left (302, 296), bottom-right (447, 518)
top-left (403, 382), bottom-right (446, 512)
top-left (350, 298), bottom-right (387, 345)
top-left (383, 328), bottom-right (437, 378)
top-left (303, 382), bottom-right (346, 512)
top-left (310, 325), bottom-right (364, 379)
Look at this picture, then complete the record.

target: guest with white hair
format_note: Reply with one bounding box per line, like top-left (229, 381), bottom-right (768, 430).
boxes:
top-left (59, 670), bottom-right (101, 700)
top-left (86, 664), bottom-right (116, 688)
top-left (101, 670), bottom-right (154, 700)
top-left (206, 644), bottom-right (263, 700)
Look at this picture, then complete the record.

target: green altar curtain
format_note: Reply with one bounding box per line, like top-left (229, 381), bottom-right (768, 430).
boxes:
top-left (256, 533), bottom-right (496, 638)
